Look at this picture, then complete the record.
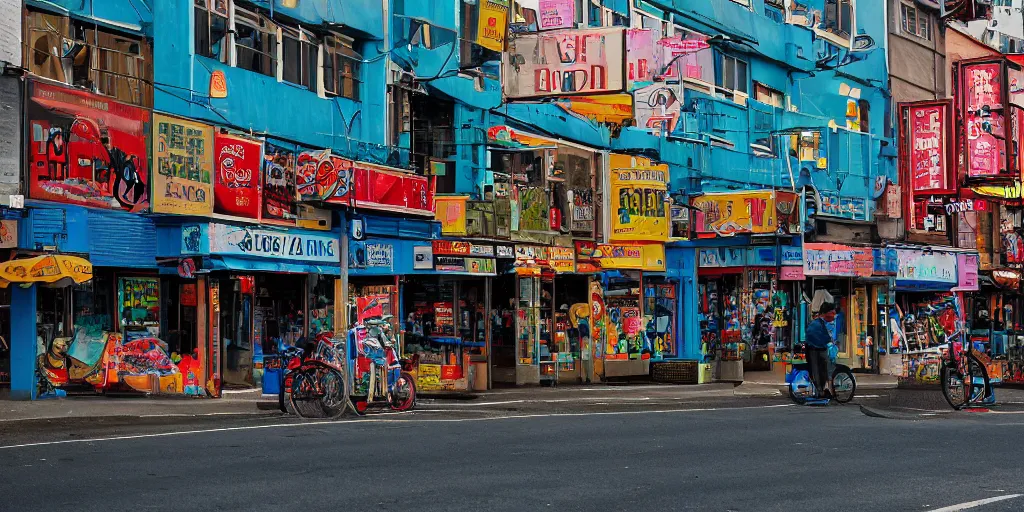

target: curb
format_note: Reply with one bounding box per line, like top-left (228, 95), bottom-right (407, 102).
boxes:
top-left (858, 404), bottom-right (952, 420)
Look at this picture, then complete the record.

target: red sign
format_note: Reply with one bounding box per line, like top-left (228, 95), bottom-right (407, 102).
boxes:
top-left (26, 80), bottom-right (150, 211)
top-left (214, 133), bottom-right (262, 219)
top-left (296, 149), bottom-right (354, 203)
top-left (962, 61), bottom-right (1009, 178)
top-left (322, 160), bottom-right (434, 216)
top-left (433, 240), bottom-right (472, 256)
top-left (574, 241), bottom-right (602, 273)
top-left (906, 103), bottom-right (951, 194)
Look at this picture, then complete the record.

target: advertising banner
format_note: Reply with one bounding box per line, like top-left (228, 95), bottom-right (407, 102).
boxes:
top-left (803, 243), bottom-right (873, 277)
top-left (325, 160), bottom-right (433, 216)
top-left (693, 190), bottom-right (799, 236)
top-left (503, 28), bottom-right (626, 99)
top-left (609, 154), bottom-right (669, 242)
top-left (896, 249), bottom-right (957, 285)
top-left (263, 141), bottom-right (298, 222)
top-left (213, 132), bottom-right (262, 219)
top-left (208, 223), bottom-right (338, 263)
top-left (594, 243), bottom-right (665, 271)
top-left (962, 61), bottom-right (1009, 178)
top-left (153, 114), bottom-right (214, 215)
top-left (905, 102), bottom-right (952, 194)
top-left (27, 80), bottom-right (150, 211)
top-left (538, 0), bottom-right (574, 30)
top-left (476, 0), bottom-right (510, 52)
top-left (957, 253), bottom-right (979, 291)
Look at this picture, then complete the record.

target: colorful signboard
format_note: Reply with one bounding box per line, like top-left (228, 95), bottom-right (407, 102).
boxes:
top-left (779, 266), bottom-right (805, 281)
top-left (0, 220), bottom-right (15, 249)
top-left (548, 247), bottom-right (576, 273)
top-left (693, 190), bottom-right (800, 236)
top-left (905, 102), bottom-right (952, 194)
top-left (476, 0), bottom-right (510, 52)
top-left (962, 61), bottom-right (1009, 179)
top-left (609, 154), bottom-right (669, 242)
top-left (435, 195), bottom-right (469, 236)
top-left (538, 0), bottom-right (575, 29)
top-left (350, 241), bottom-right (395, 270)
top-left (199, 223), bottom-right (338, 263)
top-left (213, 132), bottom-right (262, 219)
top-left (503, 28), bottom-right (626, 99)
top-left (957, 253), bottom-right (979, 291)
top-left (698, 247), bottom-right (745, 268)
top-left (327, 161), bottom-right (433, 216)
top-left (593, 243), bottom-right (665, 271)
top-left (26, 80), bottom-right (150, 212)
top-left (803, 243), bottom-right (873, 277)
top-left (153, 114), bottom-right (214, 216)
top-left (263, 141), bottom-right (298, 223)
top-left (896, 249), bottom-right (957, 285)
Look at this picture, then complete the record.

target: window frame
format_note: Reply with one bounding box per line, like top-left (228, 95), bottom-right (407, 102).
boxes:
top-left (754, 81), bottom-right (784, 108)
top-left (194, 0), bottom-right (229, 62)
top-left (631, 7), bottom-right (669, 38)
top-left (716, 53), bottom-right (749, 99)
top-left (281, 25), bottom-right (318, 90)
top-left (322, 33), bottom-right (362, 101)
top-left (233, 4), bottom-right (278, 78)
top-left (900, 2), bottom-right (931, 41)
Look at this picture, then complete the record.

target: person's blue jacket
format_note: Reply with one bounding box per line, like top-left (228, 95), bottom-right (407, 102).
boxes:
top-left (806, 317), bottom-right (831, 349)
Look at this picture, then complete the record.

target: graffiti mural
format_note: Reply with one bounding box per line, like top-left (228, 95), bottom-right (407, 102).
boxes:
top-left (504, 28), bottom-right (626, 99)
top-left (263, 141), bottom-right (299, 222)
top-left (26, 80), bottom-right (150, 211)
top-left (153, 114), bottom-right (215, 215)
top-left (214, 132), bottom-right (263, 219)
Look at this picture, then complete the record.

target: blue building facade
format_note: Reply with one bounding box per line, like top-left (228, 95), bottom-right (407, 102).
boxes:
top-left (5, 0), bottom-right (964, 399)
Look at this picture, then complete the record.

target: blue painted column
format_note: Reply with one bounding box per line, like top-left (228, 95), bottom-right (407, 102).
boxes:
top-left (10, 285), bottom-right (37, 400)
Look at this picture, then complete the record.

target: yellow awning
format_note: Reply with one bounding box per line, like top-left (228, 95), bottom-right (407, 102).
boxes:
top-left (0, 255), bottom-right (93, 288)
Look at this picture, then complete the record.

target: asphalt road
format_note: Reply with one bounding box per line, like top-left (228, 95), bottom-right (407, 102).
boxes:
top-left (2, 395), bottom-right (1024, 512)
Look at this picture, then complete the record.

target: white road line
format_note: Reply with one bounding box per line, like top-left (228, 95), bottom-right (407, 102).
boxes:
top-left (0, 403), bottom-right (793, 451)
top-left (927, 494), bottom-right (1022, 512)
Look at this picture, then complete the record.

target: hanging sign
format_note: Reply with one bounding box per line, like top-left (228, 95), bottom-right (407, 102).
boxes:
top-left (896, 249), bottom-right (957, 285)
top-left (993, 269), bottom-right (1022, 290)
top-left (693, 190), bottom-right (800, 236)
top-left (213, 132), bottom-right (262, 219)
top-left (153, 114), bottom-right (215, 216)
top-left (906, 103), bottom-right (952, 194)
top-left (263, 141), bottom-right (298, 223)
top-left (803, 243), bottom-right (873, 277)
top-left (962, 61), bottom-right (1009, 178)
top-left (956, 253), bottom-right (979, 291)
top-left (210, 70), bottom-right (228, 99)
top-left (208, 223), bottom-right (338, 263)
top-left (609, 154), bottom-right (670, 242)
top-left (537, 0), bottom-right (575, 30)
top-left (476, 0), bottom-right (510, 52)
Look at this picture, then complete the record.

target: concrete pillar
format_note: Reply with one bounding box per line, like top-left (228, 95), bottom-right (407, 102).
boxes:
top-left (10, 285), bottom-right (37, 400)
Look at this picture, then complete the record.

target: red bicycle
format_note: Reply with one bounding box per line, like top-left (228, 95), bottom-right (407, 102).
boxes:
top-left (280, 332), bottom-right (351, 419)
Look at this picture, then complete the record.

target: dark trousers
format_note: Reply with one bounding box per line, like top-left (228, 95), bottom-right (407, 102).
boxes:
top-left (806, 347), bottom-right (829, 397)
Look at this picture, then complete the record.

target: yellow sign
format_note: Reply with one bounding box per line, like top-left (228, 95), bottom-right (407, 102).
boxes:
top-left (435, 195), bottom-right (469, 236)
top-left (594, 243), bottom-right (666, 271)
top-left (476, 0), bottom-right (510, 52)
top-left (548, 247), bottom-right (576, 273)
top-left (561, 95), bottom-right (633, 125)
top-left (609, 154), bottom-right (669, 242)
top-left (971, 181), bottom-right (1022, 200)
top-left (417, 363), bottom-right (442, 391)
top-left (0, 255), bottom-right (92, 288)
top-left (692, 190), bottom-right (795, 236)
top-left (153, 114), bottom-right (215, 216)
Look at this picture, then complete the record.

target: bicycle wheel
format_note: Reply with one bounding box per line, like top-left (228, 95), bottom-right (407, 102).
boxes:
top-left (966, 352), bottom-right (991, 406)
top-left (389, 371), bottom-right (417, 412)
top-left (317, 366), bottom-right (350, 419)
top-left (287, 369), bottom-right (321, 419)
top-left (831, 368), bottom-right (856, 404)
top-left (788, 370), bottom-right (813, 405)
top-left (941, 363), bottom-right (969, 410)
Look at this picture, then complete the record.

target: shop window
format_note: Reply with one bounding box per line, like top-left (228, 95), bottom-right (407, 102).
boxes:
top-left (234, 6), bottom-right (277, 78)
top-left (716, 53), bottom-right (749, 99)
top-left (118, 276), bottom-right (161, 340)
top-left (308, 275), bottom-right (336, 336)
top-left (754, 82), bottom-right (784, 108)
top-left (900, 2), bottom-right (931, 41)
top-left (323, 34), bottom-right (361, 101)
top-left (24, 10), bottom-right (153, 107)
top-left (281, 26), bottom-right (318, 91)
top-left (194, 0), bottom-right (229, 62)
top-left (555, 147), bottom-right (597, 236)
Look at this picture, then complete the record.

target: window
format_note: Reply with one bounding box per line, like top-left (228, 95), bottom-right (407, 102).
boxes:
top-left (323, 34), bottom-right (362, 101)
top-left (825, 0), bottom-right (854, 41)
top-left (900, 3), bottom-right (931, 41)
top-left (234, 6), bottom-right (277, 77)
top-left (194, 0), bottom-right (228, 61)
top-left (754, 82), bottom-right (784, 108)
top-left (717, 54), bottom-right (749, 98)
top-left (632, 8), bottom-right (668, 38)
top-left (857, 99), bottom-right (870, 134)
top-left (24, 10), bottom-right (153, 107)
top-left (281, 26), bottom-right (318, 90)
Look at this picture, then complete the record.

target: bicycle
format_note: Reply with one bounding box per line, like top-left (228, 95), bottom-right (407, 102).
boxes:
top-left (937, 295), bottom-right (994, 410)
top-left (787, 343), bottom-right (857, 405)
top-left (349, 317), bottom-right (417, 415)
top-left (281, 332), bottom-right (352, 419)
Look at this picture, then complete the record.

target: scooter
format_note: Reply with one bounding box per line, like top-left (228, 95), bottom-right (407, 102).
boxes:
top-left (786, 343), bottom-right (857, 405)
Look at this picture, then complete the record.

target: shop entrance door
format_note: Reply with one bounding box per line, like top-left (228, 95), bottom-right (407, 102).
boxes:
top-left (515, 275), bottom-right (541, 385)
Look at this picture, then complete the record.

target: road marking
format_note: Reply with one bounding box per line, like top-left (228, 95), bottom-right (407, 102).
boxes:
top-left (926, 494), bottom-right (1022, 512)
top-left (0, 403), bottom-right (794, 451)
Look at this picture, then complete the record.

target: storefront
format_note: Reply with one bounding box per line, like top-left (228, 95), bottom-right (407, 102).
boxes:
top-left (158, 221), bottom-right (341, 396)
top-left (400, 240), bottom-right (497, 393)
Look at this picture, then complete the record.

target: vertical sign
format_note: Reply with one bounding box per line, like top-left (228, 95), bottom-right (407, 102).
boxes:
top-left (213, 133), bottom-right (262, 219)
top-left (608, 154), bottom-right (669, 242)
top-left (476, 0), bottom-right (510, 52)
top-left (962, 61), bottom-right (1008, 178)
top-left (906, 103), bottom-right (951, 193)
top-left (262, 141), bottom-right (298, 223)
top-left (153, 114), bottom-right (214, 215)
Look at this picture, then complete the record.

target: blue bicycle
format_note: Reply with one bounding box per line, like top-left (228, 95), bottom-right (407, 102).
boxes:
top-left (786, 343), bottom-right (857, 405)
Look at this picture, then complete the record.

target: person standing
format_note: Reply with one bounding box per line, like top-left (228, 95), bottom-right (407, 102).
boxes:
top-left (805, 302), bottom-right (837, 398)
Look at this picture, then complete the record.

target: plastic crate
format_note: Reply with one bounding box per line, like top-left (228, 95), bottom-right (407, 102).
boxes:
top-left (650, 360), bottom-right (699, 384)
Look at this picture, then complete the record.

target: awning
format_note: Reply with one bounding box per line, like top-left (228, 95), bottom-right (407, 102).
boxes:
top-left (0, 254), bottom-right (93, 288)
top-left (210, 256), bottom-right (341, 276)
